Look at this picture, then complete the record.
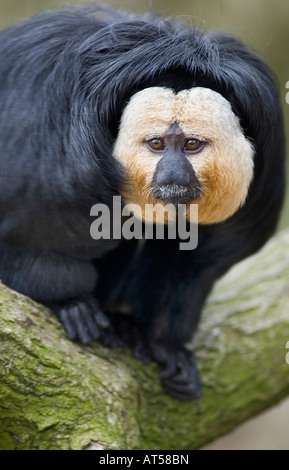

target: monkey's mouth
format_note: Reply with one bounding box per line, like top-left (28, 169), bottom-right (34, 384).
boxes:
top-left (151, 183), bottom-right (201, 205)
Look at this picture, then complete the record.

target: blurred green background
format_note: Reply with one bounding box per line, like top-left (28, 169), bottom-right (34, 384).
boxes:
top-left (1, 0), bottom-right (289, 450)
top-left (1, 0), bottom-right (288, 227)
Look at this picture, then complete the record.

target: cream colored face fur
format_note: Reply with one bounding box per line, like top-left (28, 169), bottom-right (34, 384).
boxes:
top-left (113, 87), bottom-right (254, 224)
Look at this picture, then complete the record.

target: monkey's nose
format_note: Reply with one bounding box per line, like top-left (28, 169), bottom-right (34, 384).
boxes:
top-left (154, 151), bottom-right (197, 187)
top-left (156, 168), bottom-right (191, 186)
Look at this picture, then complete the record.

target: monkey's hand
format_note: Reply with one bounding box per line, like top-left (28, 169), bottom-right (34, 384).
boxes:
top-left (52, 297), bottom-right (110, 344)
top-left (149, 342), bottom-right (202, 400)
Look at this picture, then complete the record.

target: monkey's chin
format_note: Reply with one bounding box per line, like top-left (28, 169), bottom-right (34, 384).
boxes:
top-left (151, 183), bottom-right (201, 205)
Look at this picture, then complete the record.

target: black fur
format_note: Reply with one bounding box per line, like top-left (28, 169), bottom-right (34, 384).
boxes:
top-left (0, 5), bottom-right (285, 399)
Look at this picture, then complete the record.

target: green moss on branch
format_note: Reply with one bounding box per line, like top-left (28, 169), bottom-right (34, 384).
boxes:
top-left (1, 230), bottom-right (289, 449)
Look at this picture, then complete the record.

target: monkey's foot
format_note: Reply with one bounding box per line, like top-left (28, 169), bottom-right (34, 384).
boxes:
top-left (53, 297), bottom-right (110, 344)
top-left (149, 342), bottom-right (202, 400)
top-left (98, 313), bottom-right (151, 364)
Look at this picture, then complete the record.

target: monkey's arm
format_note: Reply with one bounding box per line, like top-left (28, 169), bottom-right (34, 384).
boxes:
top-left (0, 242), bottom-right (109, 343)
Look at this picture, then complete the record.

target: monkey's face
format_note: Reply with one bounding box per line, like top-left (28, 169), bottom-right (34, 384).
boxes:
top-left (113, 87), bottom-right (254, 224)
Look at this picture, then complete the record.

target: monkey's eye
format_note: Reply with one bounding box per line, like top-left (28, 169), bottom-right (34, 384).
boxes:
top-left (147, 138), bottom-right (165, 151)
top-left (183, 139), bottom-right (205, 153)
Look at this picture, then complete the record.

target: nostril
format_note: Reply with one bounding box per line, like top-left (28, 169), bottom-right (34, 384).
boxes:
top-left (156, 171), bottom-right (172, 185)
top-left (176, 171), bottom-right (191, 186)
top-left (156, 169), bottom-right (190, 186)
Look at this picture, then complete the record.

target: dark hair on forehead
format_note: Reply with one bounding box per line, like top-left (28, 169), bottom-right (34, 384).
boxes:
top-left (66, 10), bottom-right (280, 149)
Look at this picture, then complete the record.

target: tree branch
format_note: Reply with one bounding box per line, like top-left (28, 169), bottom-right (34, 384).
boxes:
top-left (1, 230), bottom-right (289, 450)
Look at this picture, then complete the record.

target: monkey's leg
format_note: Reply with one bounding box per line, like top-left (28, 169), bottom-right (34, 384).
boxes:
top-left (0, 242), bottom-right (110, 343)
top-left (146, 267), bottom-right (217, 400)
top-left (125, 239), bottom-right (218, 400)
